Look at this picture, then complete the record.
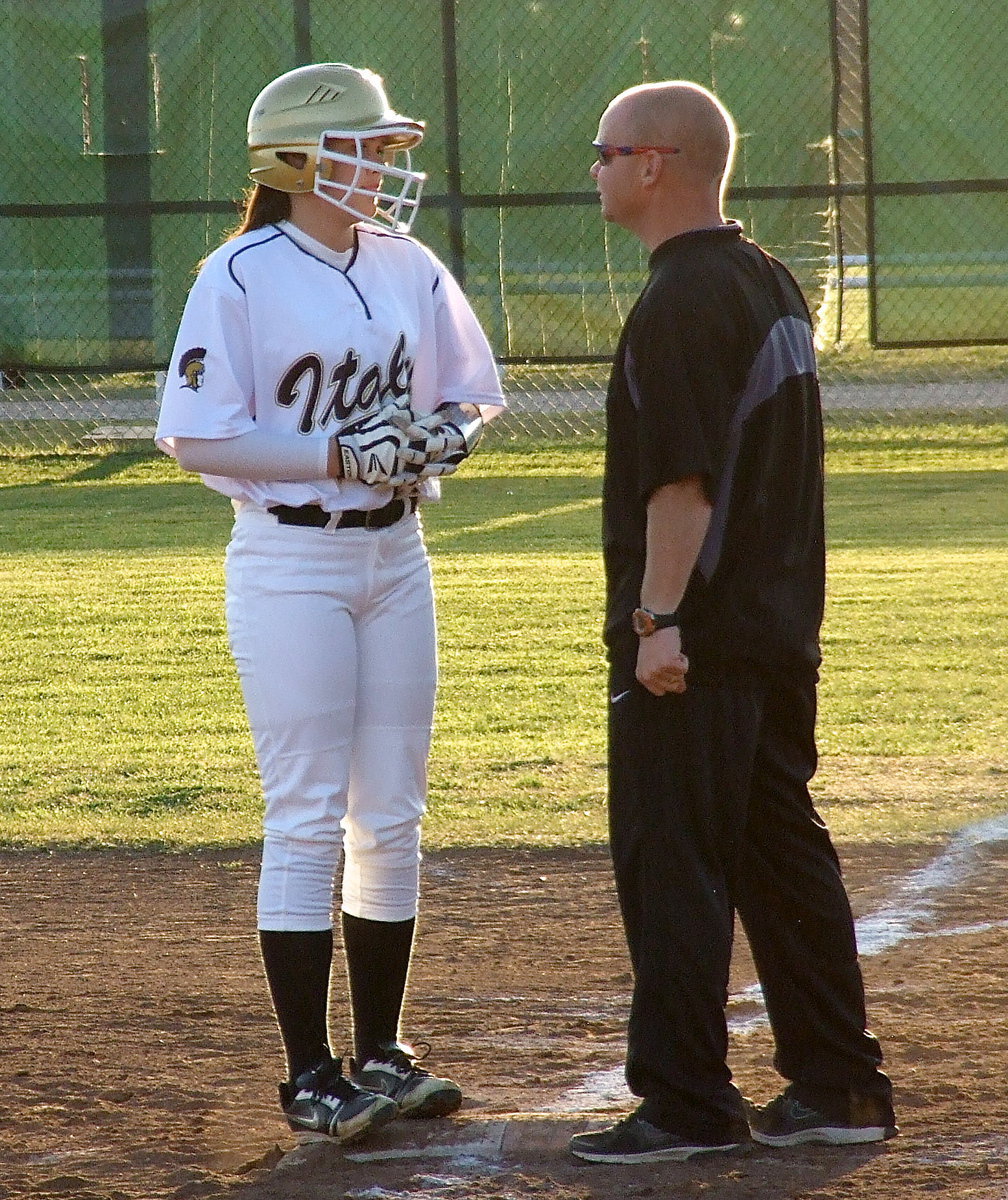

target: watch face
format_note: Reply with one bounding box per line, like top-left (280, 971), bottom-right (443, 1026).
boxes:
top-left (631, 608), bottom-right (655, 636)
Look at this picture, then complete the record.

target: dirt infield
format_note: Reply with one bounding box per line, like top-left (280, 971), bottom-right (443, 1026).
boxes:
top-left (3, 834), bottom-right (1008, 1200)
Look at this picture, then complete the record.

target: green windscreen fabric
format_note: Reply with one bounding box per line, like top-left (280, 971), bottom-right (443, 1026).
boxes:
top-left (865, 1), bottom-right (1008, 346)
top-left (0, 1), bottom-right (301, 369)
top-left (0, 0), bottom-right (832, 368)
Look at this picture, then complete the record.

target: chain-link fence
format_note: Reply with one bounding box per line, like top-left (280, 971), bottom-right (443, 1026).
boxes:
top-left (1, 0), bottom-right (1006, 453)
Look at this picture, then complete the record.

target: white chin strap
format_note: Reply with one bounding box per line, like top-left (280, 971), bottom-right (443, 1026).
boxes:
top-left (314, 133), bottom-right (426, 233)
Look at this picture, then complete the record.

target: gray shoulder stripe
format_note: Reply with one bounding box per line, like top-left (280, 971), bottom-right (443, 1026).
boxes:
top-left (737, 315), bottom-right (816, 420)
top-left (697, 316), bottom-right (815, 581)
top-left (625, 342), bottom-right (642, 410)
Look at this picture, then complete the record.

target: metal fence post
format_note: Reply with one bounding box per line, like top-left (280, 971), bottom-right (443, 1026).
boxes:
top-left (101, 0), bottom-right (154, 357)
top-left (439, 0), bottom-right (466, 286)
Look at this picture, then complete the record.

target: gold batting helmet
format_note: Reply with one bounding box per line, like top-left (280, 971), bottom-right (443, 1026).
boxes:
top-left (247, 63), bottom-right (426, 232)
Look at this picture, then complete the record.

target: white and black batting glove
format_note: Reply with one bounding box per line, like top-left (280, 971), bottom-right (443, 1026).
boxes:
top-left (398, 402), bottom-right (485, 476)
top-left (334, 399), bottom-right (428, 486)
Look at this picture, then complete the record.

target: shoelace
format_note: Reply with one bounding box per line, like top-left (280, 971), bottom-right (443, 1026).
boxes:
top-left (380, 1041), bottom-right (432, 1077)
top-left (303, 1054), bottom-right (355, 1101)
top-left (583, 1111), bottom-right (643, 1142)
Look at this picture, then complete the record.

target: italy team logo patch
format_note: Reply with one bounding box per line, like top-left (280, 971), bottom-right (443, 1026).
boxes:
top-left (179, 347), bottom-right (207, 391)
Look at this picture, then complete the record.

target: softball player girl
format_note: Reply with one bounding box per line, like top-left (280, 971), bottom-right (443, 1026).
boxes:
top-left (156, 62), bottom-right (504, 1144)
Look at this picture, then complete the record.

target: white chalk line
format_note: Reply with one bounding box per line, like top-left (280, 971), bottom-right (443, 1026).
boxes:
top-left (347, 1176), bottom-right (504, 1200)
top-left (345, 1122), bottom-right (508, 1165)
top-left (274, 816), bottom-right (1008, 1197)
top-left (546, 814), bottom-right (1008, 1113)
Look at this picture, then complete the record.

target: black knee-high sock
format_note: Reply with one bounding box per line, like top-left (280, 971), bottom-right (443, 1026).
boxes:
top-left (259, 928), bottom-right (333, 1082)
top-left (341, 912), bottom-right (415, 1065)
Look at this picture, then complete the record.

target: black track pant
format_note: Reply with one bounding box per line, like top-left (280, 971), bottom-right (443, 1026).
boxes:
top-left (607, 660), bottom-right (892, 1138)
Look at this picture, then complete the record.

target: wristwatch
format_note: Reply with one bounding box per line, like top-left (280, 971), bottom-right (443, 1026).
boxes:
top-left (631, 606), bottom-right (680, 637)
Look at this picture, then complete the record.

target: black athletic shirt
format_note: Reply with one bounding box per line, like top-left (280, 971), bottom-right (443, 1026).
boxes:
top-left (602, 222), bottom-right (825, 677)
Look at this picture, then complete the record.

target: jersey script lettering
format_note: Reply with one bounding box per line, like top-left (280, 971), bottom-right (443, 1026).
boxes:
top-left (276, 331), bottom-right (414, 434)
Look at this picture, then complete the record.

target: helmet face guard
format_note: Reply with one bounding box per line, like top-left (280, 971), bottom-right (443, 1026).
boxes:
top-left (314, 129), bottom-right (426, 233)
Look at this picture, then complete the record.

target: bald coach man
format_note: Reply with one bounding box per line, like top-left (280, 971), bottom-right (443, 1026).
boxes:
top-left (569, 81), bottom-right (897, 1165)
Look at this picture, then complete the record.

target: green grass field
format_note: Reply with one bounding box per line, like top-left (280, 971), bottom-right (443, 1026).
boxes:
top-left (0, 414), bottom-right (1005, 849)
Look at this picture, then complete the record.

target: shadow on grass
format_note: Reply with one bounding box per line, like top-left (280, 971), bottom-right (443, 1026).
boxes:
top-left (0, 479), bottom-right (232, 553)
top-left (63, 451), bottom-right (162, 484)
top-left (0, 450), bottom-right (162, 488)
top-left (0, 463), bottom-right (1004, 555)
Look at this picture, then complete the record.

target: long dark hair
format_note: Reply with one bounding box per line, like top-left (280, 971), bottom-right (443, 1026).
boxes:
top-left (228, 184), bottom-right (291, 238)
top-left (192, 183), bottom-right (290, 273)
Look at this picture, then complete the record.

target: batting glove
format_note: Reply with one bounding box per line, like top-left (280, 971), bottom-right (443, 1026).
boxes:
top-left (399, 402), bottom-right (485, 472)
top-left (334, 399), bottom-right (428, 486)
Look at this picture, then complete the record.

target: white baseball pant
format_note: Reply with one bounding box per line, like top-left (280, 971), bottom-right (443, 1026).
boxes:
top-left (224, 506), bottom-right (437, 930)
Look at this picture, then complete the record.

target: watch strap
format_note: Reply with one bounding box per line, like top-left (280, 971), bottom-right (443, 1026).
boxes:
top-left (632, 606), bottom-right (681, 636)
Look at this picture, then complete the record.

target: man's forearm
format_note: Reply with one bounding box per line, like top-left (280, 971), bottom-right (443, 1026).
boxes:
top-left (640, 476), bottom-right (713, 612)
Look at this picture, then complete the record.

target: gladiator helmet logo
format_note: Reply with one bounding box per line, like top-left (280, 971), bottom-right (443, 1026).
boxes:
top-left (178, 347), bottom-right (207, 391)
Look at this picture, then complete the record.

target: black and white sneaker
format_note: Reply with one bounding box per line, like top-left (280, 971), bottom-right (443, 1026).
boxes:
top-left (279, 1050), bottom-right (398, 1142)
top-left (351, 1041), bottom-right (463, 1118)
top-left (570, 1109), bottom-right (750, 1164)
top-left (747, 1085), bottom-right (899, 1147)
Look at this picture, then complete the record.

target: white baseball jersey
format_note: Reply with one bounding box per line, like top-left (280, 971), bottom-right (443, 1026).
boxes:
top-left (156, 220), bottom-right (504, 511)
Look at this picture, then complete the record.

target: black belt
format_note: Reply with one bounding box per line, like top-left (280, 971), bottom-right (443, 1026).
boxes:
top-left (267, 498), bottom-right (416, 530)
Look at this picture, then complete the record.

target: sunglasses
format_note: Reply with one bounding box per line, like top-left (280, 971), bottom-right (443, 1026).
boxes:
top-left (592, 141), bottom-right (681, 166)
